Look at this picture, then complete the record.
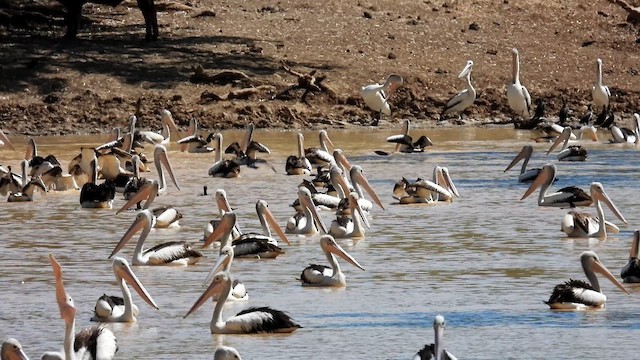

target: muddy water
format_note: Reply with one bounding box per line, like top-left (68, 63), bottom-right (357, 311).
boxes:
top-left (1, 127), bottom-right (639, 359)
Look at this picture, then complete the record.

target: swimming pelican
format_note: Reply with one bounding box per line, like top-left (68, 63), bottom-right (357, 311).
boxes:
top-left (79, 157), bottom-right (116, 209)
top-left (43, 254), bottom-right (118, 360)
top-left (506, 48), bottom-right (531, 119)
top-left (304, 130), bottom-right (336, 171)
top-left (40, 165), bottom-right (79, 192)
top-left (546, 126), bottom-right (593, 161)
top-left (361, 74), bottom-right (404, 126)
top-left (286, 133), bottom-right (312, 175)
top-left (504, 145), bottom-right (543, 183)
top-left (560, 182), bottom-right (627, 239)
top-left (124, 144), bottom-right (180, 198)
top-left (299, 235), bottom-right (365, 287)
top-left (117, 181), bottom-right (182, 228)
top-left (133, 109), bottom-right (180, 146)
top-left (202, 245), bottom-right (248, 302)
top-left (0, 166), bottom-right (22, 196)
top-left (393, 167), bottom-right (458, 204)
top-left (202, 189), bottom-right (242, 241)
top-left (609, 113), bottom-right (639, 144)
top-left (621, 230), bottom-right (640, 283)
top-left (545, 251), bottom-right (629, 310)
top-left (413, 315), bottom-right (457, 360)
top-left (91, 257), bottom-right (159, 322)
top-left (7, 177), bottom-right (46, 202)
top-left (592, 59), bottom-right (610, 114)
top-left (286, 187), bottom-right (329, 236)
top-left (1, 338), bottom-right (28, 360)
top-left (208, 134), bottom-right (241, 178)
top-left (329, 192), bottom-right (370, 239)
top-left (225, 123), bottom-right (271, 161)
top-left (0, 129), bottom-right (15, 150)
top-left (110, 209), bottom-right (204, 265)
top-left (521, 163), bottom-right (592, 208)
top-left (441, 60), bottom-right (476, 118)
top-left (184, 271), bottom-right (302, 334)
top-left (213, 346), bottom-right (242, 360)
top-left (345, 165), bottom-right (385, 211)
top-left (374, 119), bottom-right (433, 155)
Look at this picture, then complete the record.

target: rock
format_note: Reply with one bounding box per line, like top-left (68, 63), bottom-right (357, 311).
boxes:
top-left (469, 22), bottom-right (480, 30)
top-left (363, 11), bottom-right (372, 19)
top-left (387, 52), bottom-right (397, 59)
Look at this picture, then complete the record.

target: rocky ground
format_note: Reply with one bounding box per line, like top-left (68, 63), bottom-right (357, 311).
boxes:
top-left (0, 0), bottom-right (639, 136)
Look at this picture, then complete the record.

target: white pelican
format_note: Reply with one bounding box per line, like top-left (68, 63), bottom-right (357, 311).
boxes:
top-left (134, 109), bottom-right (180, 146)
top-left (122, 145), bottom-right (180, 200)
top-left (117, 181), bottom-right (182, 228)
top-left (202, 189), bottom-right (242, 241)
top-left (304, 130), bottom-right (336, 171)
top-left (202, 245), bottom-right (248, 302)
top-left (204, 211), bottom-right (288, 259)
top-left (413, 315), bottom-right (457, 360)
top-left (561, 182), bottom-right (627, 239)
top-left (208, 134), bottom-right (241, 178)
top-left (521, 163), bottom-right (592, 207)
top-left (7, 177), bottom-right (46, 202)
top-left (299, 234), bottom-right (365, 287)
top-left (375, 119), bottom-right (432, 155)
top-left (329, 192), bottom-right (370, 239)
top-left (1, 338), bottom-right (29, 360)
top-left (504, 145), bottom-right (543, 183)
top-left (506, 48), bottom-right (531, 119)
top-left (286, 133), bottom-right (312, 175)
top-left (184, 271), bottom-right (302, 334)
top-left (546, 126), bottom-right (593, 161)
top-left (286, 187), bottom-right (329, 236)
top-left (225, 123), bottom-right (271, 161)
top-left (621, 230), bottom-right (640, 283)
top-left (609, 113), bottom-right (639, 144)
top-left (0, 129), bottom-right (15, 150)
top-left (441, 60), bottom-right (476, 118)
top-left (43, 254), bottom-right (118, 360)
top-left (40, 165), bottom-right (79, 192)
top-left (345, 165), bottom-right (385, 211)
top-left (591, 58), bottom-right (610, 114)
top-left (393, 167), bottom-right (458, 204)
top-left (545, 251), bottom-right (629, 310)
top-left (360, 74), bottom-right (404, 126)
top-left (177, 132), bottom-right (215, 153)
top-left (110, 209), bottom-right (205, 265)
top-left (214, 346), bottom-right (242, 360)
top-left (79, 157), bottom-right (116, 209)
top-left (91, 257), bottom-right (159, 322)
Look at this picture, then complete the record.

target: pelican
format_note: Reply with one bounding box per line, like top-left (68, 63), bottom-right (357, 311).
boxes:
top-left (208, 134), bottom-right (241, 178)
top-left (413, 315), bottom-right (457, 360)
top-left (545, 251), bottom-right (629, 310)
top-left (286, 133), bottom-right (312, 175)
top-left (503, 145), bottom-right (543, 183)
top-left (621, 230), bottom-right (640, 283)
top-left (7, 177), bottom-right (46, 202)
top-left (225, 123), bottom-right (271, 161)
top-left (329, 192), bottom-right (370, 239)
top-left (360, 74), bottom-right (404, 126)
top-left (79, 157), bottom-right (116, 209)
top-left (202, 245), bottom-right (248, 302)
top-left (91, 257), bottom-right (159, 322)
top-left (134, 109), bottom-right (180, 146)
top-left (286, 187), bottom-right (329, 236)
top-left (40, 166), bottom-right (79, 191)
top-left (110, 209), bottom-right (205, 265)
top-left (0, 166), bottom-right (22, 196)
top-left (561, 182), bottom-right (627, 239)
top-left (344, 165), bottom-right (385, 212)
top-left (546, 126), bottom-right (594, 162)
top-left (178, 132), bottom-right (216, 153)
top-left (375, 119), bottom-right (432, 155)
top-left (43, 254), bottom-right (118, 360)
top-left (609, 113), bottom-right (639, 144)
top-left (117, 181), bottom-right (182, 228)
top-left (184, 271), bottom-right (302, 334)
top-left (441, 60), bottom-right (476, 118)
top-left (0, 129), bottom-right (15, 150)
top-left (592, 59), bottom-right (610, 114)
top-left (521, 163), bottom-right (592, 207)
top-left (202, 189), bottom-right (242, 241)
top-left (1, 338), bottom-right (28, 360)
top-left (299, 235), bottom-right (365, 287)
top-left (203, 211), bottom-right (289, 259)
top-left (506, 48), bottom-right (531, 119)
top-left (304, 130), bottom-right (336, 171)
top-left (213, 346), bottom-right (241, 360)
top-left (393, 167), bottom-right (458, 204)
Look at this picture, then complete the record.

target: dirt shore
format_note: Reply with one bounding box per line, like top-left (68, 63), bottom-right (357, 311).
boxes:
top-left (0, 0), bottom-right (639, 136)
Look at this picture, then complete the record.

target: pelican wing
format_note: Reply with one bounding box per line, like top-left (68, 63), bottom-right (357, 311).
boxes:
top-left (545, 279), bottom-right (601, 306)
top-left (232, 237), bottom-right (284, 258)
top-left (386, 134), bottom-right (413, 146)
top-left (142, 241), bottom-right (203, 264)
top-left (300, 264), bottom-right (332, 285)
top-left (229, 306), bottom-right (302, 333)
top-left (73, 326), bottom-right (118, 359)
top-left (522, 85), bottom-right (532, 115)
top-left (414, 344), bottom-right (458, 360)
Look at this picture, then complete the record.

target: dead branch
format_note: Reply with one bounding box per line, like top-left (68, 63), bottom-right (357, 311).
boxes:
top-left (198, 85), bottom-right (276, 104)
top-left (608, 0), bottom-right (640, 24)
top-left (274, 65), bottom-right (337, 105)
top-left (190, 65), bottom-right (254, 86)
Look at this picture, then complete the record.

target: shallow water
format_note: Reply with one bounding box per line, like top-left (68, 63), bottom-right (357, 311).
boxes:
top-left (1, 127), bottom-right (639, 360)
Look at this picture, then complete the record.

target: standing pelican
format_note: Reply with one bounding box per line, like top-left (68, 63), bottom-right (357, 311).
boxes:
top-left (545, 251), bottom-right (629, 310)
top-left (521, 163), bottom-right (592, 207)
top-left (507, 48), bottom-right (531, 119)
top-left (504, 145), bottom-right (543, 183)
top-left (43, 255), bottom-right (118, 360)
top-left (413, 315), bottom-right (457, 360)
top-left (546, 126), bottom-right (591, 162)
top-left (91, 257), bottom-right (159, 322)
top-left (117, 181), bottom-right (182, 228)
top-left (1, 338), bottom-right (28, 360)
top-left (184, 271), bottom-right (301, 333)
top-left (561, 182), bottom-right (627, 239)
top-left (0, 129), bottom-right (15, 150)
top-left (110, 209), bottom-right (204, 265)
top-left (286, 187), bottom-right (329, 236)
top-left (360, 74), bottom-right (404, 126)
top-left (202, 245), bottom-right (248, 301)
top-left (299, 235), bottom-right (365, 287)
top-left (621, 230), bottom-right (640, 283)
top-left (208, 134), bottom-right (241, 178)
top-left (441, 60), bottom-right (476, 118)
top-left (592, 58), bottom-right (610, 114)
top-left (286, 133), bottom-right (312, 175)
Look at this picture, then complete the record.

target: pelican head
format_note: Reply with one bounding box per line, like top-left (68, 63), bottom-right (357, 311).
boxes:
top-left (298, 186), bottom-right (329, 234)
top-left (1, 338), bottom-right (29, 360)
top-left (590, 182), bottom-right (627, 224)
top-left (112, 257), bottom-right (159, 311)
top-left (458, 60), bottom-right (473, 79)
top-left (153, 145), bottom-right (180, 191)
top-left (350, 165), bottom-right (385, 210)
top-left (318, 130), bottom-right (335, 152)
top-left (110, 210), bottom-right (153, 258)
top-left (348, 192), bottom-right (371, 230)
top-left (520, 163), bottom-right (555, 200)
top-left (49, 254), bottom-right (76, 326)
top-left (581, 251), bottom-right (629, 295)
top-left (160, 109), bottom-right (180, 136)
top-left (433, 314), bottom-right (447, 360)
top-left (116, 180), bottom-right (160, 214)
top-left (434, 166), bottom-right (459, 198)
top-left (256, 200), bottom-right (290, 245)
top-left (504, 145), bottom-right (533, 173)
top-left (203, 245), bottom-right (235, 286)
top-left (320, 235), bottom-right (365, 271)
top-left (547, 126), bottom-right (573, 155)
top-left (214, 345), bottom-right (242, 360)
top-left (184, 271), bottom-right (233, 318)
top-left (203, 212), bottom-right (237, 248)
top-left (0, 129), bottom-right (15, 151)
